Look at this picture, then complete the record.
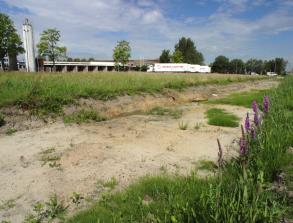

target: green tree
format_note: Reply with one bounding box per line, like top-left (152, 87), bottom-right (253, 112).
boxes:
top-left (0, 13), bottom-right (24, 70)
top-left (264, 58), bottom-right (287, 75)
top-left (37, 28), bottom-right (67, 71)
top-left (174, 37), bottom-right (204, 64)
top-left (229, 59), bottom-right (245, 74)
top-left (246, 59), bottom-right (264, 74)
top-left (172, 50), bottom-right (183, 63)
top-left (211, 55), bottom-right (230, 73)
top-left (159, 49), bottom-right (171, 63)
top-left (274, 58), bottom-right (287, 75)
top-left (113, 40), bottom-right (131, 71)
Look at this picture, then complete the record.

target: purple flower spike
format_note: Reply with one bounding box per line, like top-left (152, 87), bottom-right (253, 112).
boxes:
top-left (252, 101), bottom-right (258, 113)
top-left (254, 112), bottom-right (260, 127)
top-left (239, 125), bottom-right (249, 156)
top-left (263, 96), bottom-right (269, 114)
top-left (245, 113), bottom-right (250, 132)
top-left (251, 128), bottom-right (257, 140)
top-left (239, 137), bottom-right (248, 156)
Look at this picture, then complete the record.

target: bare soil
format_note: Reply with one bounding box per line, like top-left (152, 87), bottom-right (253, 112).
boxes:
top-left (0, 79), bottom-right (278, 222)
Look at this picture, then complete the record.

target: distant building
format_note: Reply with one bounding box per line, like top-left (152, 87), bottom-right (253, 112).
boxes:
top-left (0, 56), bottom-right (26, 71)
top-left (41, 59), bottom-right (160, 72)
top-left (0, 57), bottom-right (9, 70)
top-left (43, 61), bottom-right (116, 72)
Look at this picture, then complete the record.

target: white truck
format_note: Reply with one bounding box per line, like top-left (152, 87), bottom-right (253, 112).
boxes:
top-left (266, 72), bottom-right (278, 76)
top-left (147, 63), bottom-right (211, 73)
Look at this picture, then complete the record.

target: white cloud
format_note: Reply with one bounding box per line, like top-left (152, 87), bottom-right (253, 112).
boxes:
top-left (3, 0), bottom-right (293, 64)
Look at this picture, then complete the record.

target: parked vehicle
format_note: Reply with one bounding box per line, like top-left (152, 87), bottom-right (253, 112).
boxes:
top-left (266, 72), bottom-right (278, 76)
top-left (147, 63), bottom-right (211, 73)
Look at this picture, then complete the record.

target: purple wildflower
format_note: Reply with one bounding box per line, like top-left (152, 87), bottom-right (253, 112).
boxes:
top-left (251, 128), bottom-right (257, 140)
top-left (252, 101), bottom-right (258, 113)
top-left (239, 125), bottom-right (249, 156)
top-left (245, 113), bottom-right (250, 132)
top-left (239, 137), bottom-right (248, 156)
top-left (263, 96), bottom-right (269, 114)
top-left (254, 112), bottom-right (260, 127)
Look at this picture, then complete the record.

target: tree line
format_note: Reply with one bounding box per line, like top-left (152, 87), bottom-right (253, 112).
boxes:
top-left (211, 55), bottom-right (288, 75)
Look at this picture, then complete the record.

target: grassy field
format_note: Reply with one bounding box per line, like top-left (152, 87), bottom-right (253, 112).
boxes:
top-left (208, 89), bottom-right (270, 108)
top-left (205, 108), bottom-right (239, 127)
top-left (64, 76), bottom-right (292, 223)
top-left (0, 72), bottom-right (265, 115)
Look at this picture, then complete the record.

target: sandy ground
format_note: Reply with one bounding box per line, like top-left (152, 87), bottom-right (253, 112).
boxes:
top-left (0, 79), bottom-right (278, 222)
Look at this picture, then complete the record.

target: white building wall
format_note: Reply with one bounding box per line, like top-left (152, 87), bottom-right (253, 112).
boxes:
top-left (23, 19), bottom-right (36, 72)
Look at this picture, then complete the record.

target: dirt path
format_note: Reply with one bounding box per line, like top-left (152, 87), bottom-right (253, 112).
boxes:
top-left (0, 79), bottom-right (278, 222)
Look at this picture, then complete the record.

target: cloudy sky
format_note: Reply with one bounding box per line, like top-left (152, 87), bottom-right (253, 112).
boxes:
top-left (1, 0), bottom-right (293, 67)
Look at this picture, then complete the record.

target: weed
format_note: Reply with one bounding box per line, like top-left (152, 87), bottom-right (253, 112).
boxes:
top-left (205, 108), bottom-right (239, 127)
top-left (148, 107), bottom-right (182, 119)
top-left (41, 155), bottom-right (60, 166)
top-left (48, 161), bottom-right (62, 169)
top-left (24, 194), bottom-right (67, 223)
top-left (64, 109), bottom-right (106, 124)
top-left (70, 192), bottom-right (84, 206)
top-left (0, 113), bottom-right (5, 127)
top-left (0, 199), bottom-right (16, 211)
top-left (5, 127), bottom-right (17, 135)
top-left (159, 165), bottom-right (167, 173)
top-left (39, 147), bottom-right (61, 169)
top-left (102, 177), bottom-right (118, 190)
top-left (96, 177), bottom-right (119, 192)
top-left (194, 122), bottom-right (203, 130)
top-left (40, 147), bottom-right (56, 154)
top-left (197, 160), bottom-right (217, 171)
top-left (178, 121), bottom-right (188, 130)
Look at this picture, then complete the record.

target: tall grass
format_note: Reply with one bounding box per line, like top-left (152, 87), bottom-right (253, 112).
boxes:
top-left (67, 76), bottom-right (293, 223)
top-left (0, 72), bottom-right (265, 115)
top-left (208, 89), bottom-right (270, 108)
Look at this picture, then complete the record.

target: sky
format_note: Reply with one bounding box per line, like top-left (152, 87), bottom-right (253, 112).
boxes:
top-left (1, 0), bottom-right (293, 68)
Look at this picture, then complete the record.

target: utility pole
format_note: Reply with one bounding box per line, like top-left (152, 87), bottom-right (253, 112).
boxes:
top-left (139, 56), bottom-right (142, 72)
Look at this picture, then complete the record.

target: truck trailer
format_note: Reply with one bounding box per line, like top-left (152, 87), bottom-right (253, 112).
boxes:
top-left (147, 63), bottom-right (211, 73)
